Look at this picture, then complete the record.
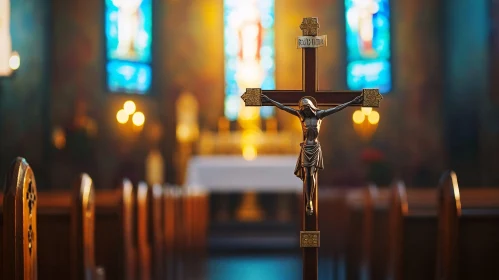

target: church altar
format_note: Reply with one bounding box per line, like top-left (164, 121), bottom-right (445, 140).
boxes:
top-left (184, 155), bottom-right (302, 192)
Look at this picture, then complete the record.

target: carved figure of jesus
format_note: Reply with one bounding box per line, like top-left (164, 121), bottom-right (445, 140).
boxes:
top-left (262, 94), bottom-right (363, 215)
top-left (112, 0), bottom-right (144, 58)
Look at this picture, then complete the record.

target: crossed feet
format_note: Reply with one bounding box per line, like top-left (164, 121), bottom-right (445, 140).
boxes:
top-left (306, 200), bottom-right (314, 215)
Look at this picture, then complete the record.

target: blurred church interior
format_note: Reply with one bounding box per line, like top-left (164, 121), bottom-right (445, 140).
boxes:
top-left (0, 0), bottom-right (499, 279)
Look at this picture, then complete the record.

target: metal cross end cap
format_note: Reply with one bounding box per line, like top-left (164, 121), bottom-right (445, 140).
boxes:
top-left (362, 89), bottom-right (383, 108)
top-left (241, 88), bottom-right (263, 106)
top-left (300, 231), bottom-right (320, 248)
top-left (300, 17), bottom-right (320, 36)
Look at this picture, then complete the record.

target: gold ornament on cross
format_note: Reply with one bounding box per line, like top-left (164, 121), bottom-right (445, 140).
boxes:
top-left (300, 17), bottom-right (320, 36)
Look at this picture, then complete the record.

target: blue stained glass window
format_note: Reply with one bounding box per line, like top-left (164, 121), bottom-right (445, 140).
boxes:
top-left (105, 0), bottom-right (153, 94)
top-left (345, 0), bottom-right (391, 93)
top-left (107, 61), bottom-right (152, 94)
top-left (224, 0), bottom-right (276, 121)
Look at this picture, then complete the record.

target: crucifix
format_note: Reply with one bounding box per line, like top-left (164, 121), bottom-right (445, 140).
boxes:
top-left (241, 17), bottom-right (382, 280)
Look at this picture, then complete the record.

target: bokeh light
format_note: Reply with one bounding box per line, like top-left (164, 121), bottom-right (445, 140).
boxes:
top-left (9, 52), bottom-right (20, 71)
top-left (368, 111), bottom-right (380, 124)
top-left (242, 145), bottom-right (257, 161)
top-left (361, 107), bottom-right (372, 115)
top-left (116, 109), bottom-right (129, 124)
top-left (52, 127), bottom-right (66, 149)
top-left (132, 111), bottom-right (145, 126)
top-left (124, 100), bottom-right (136, 115)
top-left (352, 110), bottom-right (365, 124)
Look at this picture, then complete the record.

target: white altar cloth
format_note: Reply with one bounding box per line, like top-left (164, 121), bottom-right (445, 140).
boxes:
top-left (185, 155), bottom-right (302, 192)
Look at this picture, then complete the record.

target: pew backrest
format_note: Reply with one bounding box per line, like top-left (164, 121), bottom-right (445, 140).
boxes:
top-left (387, 182), bottom-right (438, 280)
top-left (95, 179), bottom-right (135, 280)
top-left (3, 157), bottom-right (38, 279)
top-left (36, 174), bottom-right (98, 280)
top-left (183, 188), bottom-right (209, 251)
top-left (366, 186), bottom-right (390, 280)
top-left (137, 181), bottom-right (151, 280)
top-left (72, 173), bottom-right (96, 280)
top-left (122, 179), bottom-right (136, 280)
top-left (149, 184), bottom-right (163, 280)
top-left (387, 182), bottom-right (406, 280)
top-left (345, 187), bottom-right (373, 279)
top-left (437, 171), bottom-right (499, 280)
top-left (437, 171), bottom-right (462, 280)
top-left (163, 186), bottom-right (180, 279)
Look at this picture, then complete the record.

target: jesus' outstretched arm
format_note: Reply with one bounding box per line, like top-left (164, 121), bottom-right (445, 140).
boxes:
top-left (261, 94), bottom-right (299, 116)
top-left (318, 95), bottom-right (363, 118)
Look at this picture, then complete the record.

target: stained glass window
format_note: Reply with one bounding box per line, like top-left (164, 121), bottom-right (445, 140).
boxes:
top-left (0, 0), bottom-right (12, 77)
top-left (345, 0), bottom-right (391, 93)
top-left (224, 0), bottom-right (275, 121)
top-left (105, 0), bottom-right (153, 94)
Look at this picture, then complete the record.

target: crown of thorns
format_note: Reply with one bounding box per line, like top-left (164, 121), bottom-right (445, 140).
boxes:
top-left (299, 96), bottom-right (318, 110)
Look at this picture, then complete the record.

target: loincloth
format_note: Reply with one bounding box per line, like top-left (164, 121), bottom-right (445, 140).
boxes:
top-left (294, 142), bottom-right (324, 180)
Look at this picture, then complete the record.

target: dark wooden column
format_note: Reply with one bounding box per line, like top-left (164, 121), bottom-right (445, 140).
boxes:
top-left (302, 186), bottom-right (319, 279)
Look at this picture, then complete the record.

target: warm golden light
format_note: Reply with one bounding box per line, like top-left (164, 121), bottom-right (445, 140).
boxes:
top-left (177, 124), bottom-right (190, 141)
top-left (9, 52), bottom-right (20, 71)
top-left (52, 127), bottom-right (66, 150)
top-left (241, 129), bottom-right (260, 145)
top-left (176, 91), bottom-right (200, 143)
top-left (176, 123), bottom-right (199, 142)
top-left (123, 100), bottom-right (136, 115)
top-left (242, 145), bottom-right (257, 161)
top-left (361, 107), bottom-right (373, 115)
top-left (368, 110), bottom-right (380, 124)
top-left (352, 110), bottom-right (365, 124)
top-left (238, 106), bottom-right (260, 121)
top-left (116, 109), bottom-right (129, 124)
top-left (132, 111), bottom-right (145, 126)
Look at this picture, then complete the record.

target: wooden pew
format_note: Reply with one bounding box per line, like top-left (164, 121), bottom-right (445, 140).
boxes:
top-left (344, 186), bottom-right (391, 280)
top-left (137, 182), bottom-right (170, 280)
top-left (2, 157), bottom-right (38, 279)
top-left (181, 188), bottom-right (209, 279)
top-left (183, 188), bottom-right (209, 253)
top-left (95, 179), bottom-right (136, 280)
top-left (319, 189), bottom-right (349, 279)
top-left (36, 191), bottom-right (72, 278)
top-left (36, 173), bottom-right (102, 280)
top-left (72, 174), bottom-right (102, 279)
top-left (365, 186), bottom-right (391, 280)
top-left (163, 186), bottom-right (181, 280)
top-left (386, 182), bottom-right (438, 280)
top-left (137, 182), bottom-right (151, 280)
top-left (344, 187), bottom-right (372, 280)
top-left (437, 171), bottom-right (499, 280)
top-left (0, 160), bottom-right (159, 280)
top-left (149, 184), bottom-right (164, 280)
top-left (161, 185), bottom-right (209, 279)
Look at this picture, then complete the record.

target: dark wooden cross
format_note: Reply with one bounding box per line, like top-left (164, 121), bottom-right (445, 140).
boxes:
top-left (241, 17), bottom-right (382, 280)
top-left (241, 17), bottom-right (382, 108)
